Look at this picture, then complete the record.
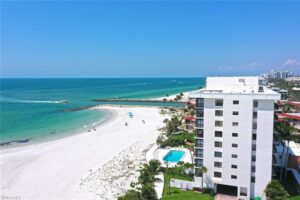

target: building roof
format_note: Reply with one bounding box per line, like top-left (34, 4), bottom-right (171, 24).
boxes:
top-left (280, 113), bottom-right (300, 121)
top-left (189, 76), bottom-right (281, 100)
top-left (289, 101), bottom-right (300, 107)
top-left (184, 116), bottom-right (195, 121)
top-left (279, 89), bottom-right (288, 93)
top-left (293, 87), bottom-right (300, 91)
top-left (275, 141), bottom-right (300, 156)
top-left (186, 101), bottom-right (195, 105)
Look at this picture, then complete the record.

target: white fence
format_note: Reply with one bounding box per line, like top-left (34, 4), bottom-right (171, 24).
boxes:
top-left (169, 179), bottom-right (201, 190)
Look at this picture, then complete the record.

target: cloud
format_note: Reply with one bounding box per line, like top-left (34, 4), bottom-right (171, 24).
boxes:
top-left (281, 59), bottom-right (300, 67)
top-left (214, 58), bottom-right (300, 75)
top-left (216, 62), bottom-right (264, 75)
top-left (273, 58), bottom-right (300, 73)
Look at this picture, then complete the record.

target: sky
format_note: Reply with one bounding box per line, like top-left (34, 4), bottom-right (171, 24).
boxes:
top-left (1, 1), bottom-right (300, 78)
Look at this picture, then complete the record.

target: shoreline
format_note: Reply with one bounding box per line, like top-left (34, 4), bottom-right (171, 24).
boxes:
top-left (153, 90), bottom-right (197, 102)
top-left (0, 105), bottom-right (167, 200)
top-left (0, 87), bottom-right (196, 150)
top-left (0, 108), bottom-right (116, 151)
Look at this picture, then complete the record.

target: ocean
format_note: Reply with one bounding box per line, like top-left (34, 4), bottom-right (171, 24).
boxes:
top-left (0, 78), bottom-right (205, 145)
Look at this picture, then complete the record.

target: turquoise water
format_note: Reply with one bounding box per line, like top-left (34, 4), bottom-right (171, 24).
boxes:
top-left (0, 78), bottom-right (204, 145)
top-left (163, 150), bottom-right (185, 162)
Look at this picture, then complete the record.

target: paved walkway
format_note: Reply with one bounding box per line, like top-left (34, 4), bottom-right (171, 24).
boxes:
top-left (215, 194), bottom-right (238, 200)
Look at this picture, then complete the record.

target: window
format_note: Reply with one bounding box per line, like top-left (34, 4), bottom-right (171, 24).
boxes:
top-left (251, 177), bottom-right (255, 183)
top-left (215, 110), bottom-right (223, 116)
top-left (252, 155), bottom-right (256, 162)
top-left (215, 131), bottom-right (222, 137)
top-left (232, 122), bottom-right (238, 126)
top-left (196, 149), bottom-right (203, 158)
top-left (196, 129), bottom-right (203, 138)
top-left (233, 111), bottom-right (239, 115)
top-left (214, 172), bottom-right (222, 178)
top-left (233, 100), bottom-right (239, 105)
top-left (214, 162), bottom-right (222, 168)
top-left (240, 187), bottom-right (247, 196)
top-left (195, 168), bottom-right (202, 177)
top-left (253, 100), bottom-right (258, 108)
top-left (252, 144), bottom-right (256, 151)
top-left (196, 98), bottom-right (204, 108)
top-left (215, 99), bottom-right (223, 106)
top-left (232, 143), bottom-right (238, 148)
top-left (231, 165), bottom-right (237, 169)
top-left (196, 119), bottom-right (204, 128)
top-left (215, 141), bottom-right (222, 148)
top-left (197, 109), bottom-right (204, 118)
top-left (251, 166), bottom-right (256, 172)
top-left (232, 133), bottom-right (238, 137)
top-left (253, 122), bottom-right (257, 130)
top-left (231, 175), bottom-right (237, 179)
top-left (232, 154), bottom-right (238, 158)
top-left (196, 139), bottom-right (203, 148)
top-left (215, 121), bottom-right (223, 127)
top-left (252, 134), bottom-right (257, 140)
top-left (253, 111), bottom-right (257, 118)
top-left (214, 151), bottom-right (222, 158)
top-left (195, 159), bottom-right (203, 167)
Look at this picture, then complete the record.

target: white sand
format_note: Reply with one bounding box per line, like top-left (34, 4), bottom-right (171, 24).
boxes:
top-left (0, 106), bottom-right (166, 200)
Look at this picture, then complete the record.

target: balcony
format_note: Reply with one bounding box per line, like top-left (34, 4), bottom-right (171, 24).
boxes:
top-left (195, 130), bottom-right (203, 138)
top-left (196, 109), bottom-right (204, 118)
top-left (196, 119), bottom-right (204, 128)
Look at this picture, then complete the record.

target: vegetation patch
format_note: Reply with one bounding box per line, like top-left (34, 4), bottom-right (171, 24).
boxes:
top-left (157, 132), bottom-right (194, 148)
top-left (162, 173), bottom-right (210, 200)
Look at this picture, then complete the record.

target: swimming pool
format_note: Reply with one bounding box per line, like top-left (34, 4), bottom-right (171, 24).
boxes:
top-left (163, 150), bottom-right (185, 162)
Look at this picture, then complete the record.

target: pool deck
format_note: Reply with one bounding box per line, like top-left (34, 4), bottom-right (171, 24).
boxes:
top-left (146, 144), bottom-right (192, 168)
top-left (146, 145), bottom-right (193, 199)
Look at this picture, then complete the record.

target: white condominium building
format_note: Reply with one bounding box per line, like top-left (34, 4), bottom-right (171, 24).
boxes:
top-left (190, 77), bottom-right (280, 199)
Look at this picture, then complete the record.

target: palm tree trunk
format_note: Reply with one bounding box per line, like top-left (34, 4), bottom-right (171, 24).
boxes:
top-left (202, 173), bottom-right (204, 189)
top-left (189, 147), bottom-right (194, 165)
top-left (280, 142), bottom-right (285, 182)
top-left (284, 141), bottom-right (290, 178)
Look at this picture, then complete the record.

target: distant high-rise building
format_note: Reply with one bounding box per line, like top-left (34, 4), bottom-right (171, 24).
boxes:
top-left (190, 77), bottom-right (280, 199)
top-left (266, 70), bottom-right (294, 80)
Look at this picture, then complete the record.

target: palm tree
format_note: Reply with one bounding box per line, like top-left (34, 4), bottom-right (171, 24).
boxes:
top-left (139, 160), bottom-right (162, 186)
top-left (199, 166), bottom-right (208, 189)
top-left (182, 162), bottom-right (194, 177)
top-left (275, 120), bottom-right (296, 180)
top-left (264, 180), bottom-right (288, 200)
top-left (141, 184), bottom-right (158, 200)
top-left (147, 160), bottom-right (162, 178)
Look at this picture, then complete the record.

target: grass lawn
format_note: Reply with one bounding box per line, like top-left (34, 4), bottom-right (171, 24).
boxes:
top-left (161, 173), bottom-right (211, 200)
top-left (289, 196), bottom-right (300, 200)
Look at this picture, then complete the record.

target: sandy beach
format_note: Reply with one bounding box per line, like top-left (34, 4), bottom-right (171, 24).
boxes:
top-left (0, 105), bottom-right (166, 200)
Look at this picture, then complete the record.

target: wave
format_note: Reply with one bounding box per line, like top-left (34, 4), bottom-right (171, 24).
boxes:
top-left (124, 82), bottom-right (147, 86)
top-left (0, 97), bottom-right (68, 104)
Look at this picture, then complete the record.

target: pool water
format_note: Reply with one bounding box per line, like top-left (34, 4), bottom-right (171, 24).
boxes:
top-left (163, 150), bottom-right (185, 162)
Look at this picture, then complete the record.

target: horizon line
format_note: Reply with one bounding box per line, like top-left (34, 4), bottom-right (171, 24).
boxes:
top-left (0, 76), bottom-right (208, 79)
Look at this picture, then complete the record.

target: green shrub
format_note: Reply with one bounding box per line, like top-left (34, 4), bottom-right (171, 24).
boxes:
top-left (118, 190), bottom-right (141, 200)
top-left (159, 132), bottom-right (194, 148)
top-left (264, 180), bottom-right (288, 200)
